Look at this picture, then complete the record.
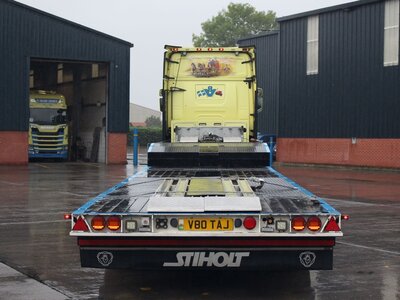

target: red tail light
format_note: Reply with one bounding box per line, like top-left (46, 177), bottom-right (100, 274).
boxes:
top-left (72, 217), bottom-right (89, 231)
top-left (292, 217), bottom-right (306, 231)
top-left (324, 217), bottom-right (341, 232)
top-left (307, 216), bottom-right (321, 231)
top-left (243, 217), bottom-right (257, 230)
top-left (107, 217), bottom-right (121, 231)
top-left (91, 216), bottom-right (106, 231)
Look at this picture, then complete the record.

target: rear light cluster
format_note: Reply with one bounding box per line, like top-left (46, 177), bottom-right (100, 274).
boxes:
top-left (195, 48), bottom-right (225, 51)
top-left (292, 216), bottom-right (322, 232)
top-left (91, 216), bottom-right (121, 231)
top-left (243, 217), bottom-right (257, 230)
top-left (291, 216), bottom-right (341, 232)
top-left (72, 215), bottom-right (342, 233)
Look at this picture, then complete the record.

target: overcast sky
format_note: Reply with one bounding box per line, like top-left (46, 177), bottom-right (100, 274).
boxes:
top-left (17, 0), bottom-right (354, 110)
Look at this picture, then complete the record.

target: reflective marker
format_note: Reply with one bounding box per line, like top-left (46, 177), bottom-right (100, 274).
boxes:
top-left (72, 217), bottom-right (89, 232)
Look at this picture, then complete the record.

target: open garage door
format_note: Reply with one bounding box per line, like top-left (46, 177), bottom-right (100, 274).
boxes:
top-left (29, 59), bottom-right (109, 163)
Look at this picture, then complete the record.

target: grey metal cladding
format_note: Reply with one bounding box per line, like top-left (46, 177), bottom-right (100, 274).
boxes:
top-left (238, 32), bottom-right (279, 135)
top-left (0, 0), bottom-right (132, 132)
top-left (279, 0), bottom-right (400, 138)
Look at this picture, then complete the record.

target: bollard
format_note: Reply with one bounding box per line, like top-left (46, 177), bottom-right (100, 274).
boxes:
top-left (269, 136), bottom-right (274, 167)
top-left (133, 128), bottom-right (138, 166)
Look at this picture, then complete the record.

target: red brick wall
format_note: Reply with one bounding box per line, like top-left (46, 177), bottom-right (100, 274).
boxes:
top-left (0, 131), bottom-right (28, 165)
top-left (277, 138), bottom-right (400, 168)
top-left (107, 133), bottom-right (127, 164)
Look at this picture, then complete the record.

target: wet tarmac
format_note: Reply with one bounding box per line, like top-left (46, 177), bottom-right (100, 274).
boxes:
top-left (0, 162), bottom-right (399, 299)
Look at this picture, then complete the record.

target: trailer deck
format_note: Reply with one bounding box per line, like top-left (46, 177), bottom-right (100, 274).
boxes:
top-left (76, 167), bottom-right (337, 216)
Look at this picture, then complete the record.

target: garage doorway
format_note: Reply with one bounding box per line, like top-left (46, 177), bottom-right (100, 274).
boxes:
top-left (29, 59), bottom-right (109, 163)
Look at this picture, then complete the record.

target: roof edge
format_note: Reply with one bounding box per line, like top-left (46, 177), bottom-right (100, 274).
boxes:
top-left (277, 0), bottom-right (381, 22)
top-left (237, 30), bottom-right (279, 43)
top-left (10, 0), bottom-right (133, 47)
top-left (130, 102), bottom-right (161, 113)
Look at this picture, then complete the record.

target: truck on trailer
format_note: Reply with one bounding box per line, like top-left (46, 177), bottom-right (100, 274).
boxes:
top-left (29, 90), bottom-right (69, 160)
top-left (69, 46), bottom-right (344, 270)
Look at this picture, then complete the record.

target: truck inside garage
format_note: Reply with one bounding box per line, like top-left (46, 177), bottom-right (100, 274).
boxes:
top-left (29, 60), bottom-right (109, 162)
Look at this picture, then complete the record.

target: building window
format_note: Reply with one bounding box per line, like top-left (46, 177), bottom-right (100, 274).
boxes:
top-left (384, 0), bottom-right (399, 66)
top-left (307, 15), bottom-right (319, 75)
top-left (92, 63), bottom-right (99, 78)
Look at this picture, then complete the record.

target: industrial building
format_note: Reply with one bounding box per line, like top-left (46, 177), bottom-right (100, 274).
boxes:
top-left (239, 0), bottom-right (400, 168)
top-left (0, 0), bottom-right (132, 164)
top-left (129, 104), bottom-right (161, 127)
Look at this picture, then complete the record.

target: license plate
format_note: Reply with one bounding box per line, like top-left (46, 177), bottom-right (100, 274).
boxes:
top-left (181, 218), bottom-right (234, 231)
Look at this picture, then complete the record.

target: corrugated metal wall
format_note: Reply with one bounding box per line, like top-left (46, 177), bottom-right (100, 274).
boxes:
top-left (0, 0), bottom-right (131, 132)
top-left (238, 32), bottom-right (279, 135)
top-left (279, 0), bottom-right (400, 138)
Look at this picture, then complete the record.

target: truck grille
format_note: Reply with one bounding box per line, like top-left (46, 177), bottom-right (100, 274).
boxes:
top-left (31, 128), bottom-right (65, 152)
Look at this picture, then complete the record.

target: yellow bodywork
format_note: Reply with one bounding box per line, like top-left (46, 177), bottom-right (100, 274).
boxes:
top-left (28, 90), bottom-right (69, 158)
top-left (162, 47), bottom-right (257, 142)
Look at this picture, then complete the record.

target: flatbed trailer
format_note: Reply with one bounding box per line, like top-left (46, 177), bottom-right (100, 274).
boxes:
top-left (70, 164), bottom-right (343, 270)
top-left (70, 46), bottom-right (343, 270)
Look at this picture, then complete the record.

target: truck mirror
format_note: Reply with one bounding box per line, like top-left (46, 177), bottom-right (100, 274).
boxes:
top-left (159, 97), bottom-right (165, 112)
top-left (257, 88), bottom-right (264, 113)
top-left (159, 89), bottom-right (165, 111)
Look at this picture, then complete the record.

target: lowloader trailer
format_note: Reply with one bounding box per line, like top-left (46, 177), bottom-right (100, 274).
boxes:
top-left (69, 46), bottom-right (345, 270)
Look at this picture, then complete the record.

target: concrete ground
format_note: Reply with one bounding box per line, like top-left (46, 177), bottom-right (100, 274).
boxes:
top-left (0, 161), bottom-right (399, 299)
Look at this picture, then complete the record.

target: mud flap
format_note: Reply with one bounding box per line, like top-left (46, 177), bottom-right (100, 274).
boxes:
top-left (80, 248), bottom-right (333, 270)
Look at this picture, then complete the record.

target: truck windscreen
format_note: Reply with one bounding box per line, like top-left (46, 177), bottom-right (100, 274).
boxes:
top-left (30, 108), bottom-right (67, 125)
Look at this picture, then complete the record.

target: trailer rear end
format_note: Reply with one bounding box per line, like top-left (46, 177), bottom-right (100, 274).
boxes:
top-left (70, 166), bottom-right (343, 270)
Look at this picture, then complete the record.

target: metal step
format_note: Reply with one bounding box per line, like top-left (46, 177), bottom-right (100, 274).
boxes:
top-left (148, 142), bottom-right (270, 167)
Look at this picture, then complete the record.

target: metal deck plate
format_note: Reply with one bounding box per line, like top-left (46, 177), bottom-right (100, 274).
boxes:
top-left (147, 196), bottom-right (262, 212)
top-left (187, 178), bottom-right (226, 196)
top-left (82, 168), bottom-right (326, 215)
top-left (147, 142), bottom-right (270, 167)
top-left (149, 142), bottom-right (269, 153)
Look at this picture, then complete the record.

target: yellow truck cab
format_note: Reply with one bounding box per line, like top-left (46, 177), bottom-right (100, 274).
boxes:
top-left (29, 90), bottom-right (69, 160)
top-left (150, 46), bottom-right (265, 167)
top-left (160, 46), bottom-right (262, 143)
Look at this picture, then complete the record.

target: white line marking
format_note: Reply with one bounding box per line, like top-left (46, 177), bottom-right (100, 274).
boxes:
top-left (0, 220), bottom-right (67, 226)
top-left (58, 191), bottom-right (89, 197)
top-left (326, 198), bottom-right (400, 208)
top-left (0, 181), bottom-right (25, 186)
top-left (36, 164), bottom-right (50, 169)
top-left (337, 241), bottom-right (400, 256)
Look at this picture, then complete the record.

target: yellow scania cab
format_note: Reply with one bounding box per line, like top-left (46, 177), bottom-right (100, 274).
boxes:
top-left (29, 90), bottom-right (69, 160)
top-left (149, 46), bottom-right (265, 167)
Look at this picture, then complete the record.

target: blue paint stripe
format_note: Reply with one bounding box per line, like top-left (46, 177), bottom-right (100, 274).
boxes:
top-left (72, 166), bottom-right (149, 215)
top-left (268, 167), bottom-right (340, 215)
